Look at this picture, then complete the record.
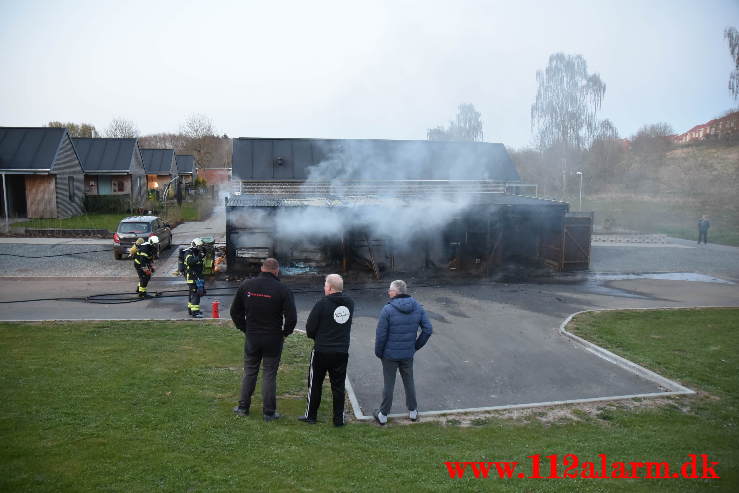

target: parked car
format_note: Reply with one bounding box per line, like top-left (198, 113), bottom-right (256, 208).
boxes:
top-left (113, 215), bottom-right (173, 260)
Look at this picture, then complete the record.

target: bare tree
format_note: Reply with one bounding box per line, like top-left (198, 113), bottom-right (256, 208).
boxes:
top-left (47, 121), bottom-right (98, 137)
top-left (427, 103), bottom-right (483, 142)
top-left (105, 117), bottom-right (139, 138)
top-left (531, 53), bottom-right (606, 152)
top-left (180, 114), bottom-right (215, 139)
top-left (726, 27), bottom-right (739, 99)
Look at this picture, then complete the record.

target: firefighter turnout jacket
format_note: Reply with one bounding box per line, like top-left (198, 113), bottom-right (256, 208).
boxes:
top-left (134, 242), bottom-right (156, 270)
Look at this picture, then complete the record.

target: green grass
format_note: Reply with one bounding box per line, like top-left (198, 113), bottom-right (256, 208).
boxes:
top-left (1, 310), bottom-right (738, 492)
top-left (13, 213), bottom-right (129, 232)
top-left (578, 195), bottom-right (739, 247)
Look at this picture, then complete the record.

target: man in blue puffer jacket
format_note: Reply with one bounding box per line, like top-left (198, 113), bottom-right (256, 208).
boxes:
top-left (373, 279), bottom-right (432, 425)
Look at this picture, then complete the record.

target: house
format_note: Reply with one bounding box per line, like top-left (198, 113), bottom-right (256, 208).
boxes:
top-left (72, 138), bottom-right (147, 210)
top-left (673, 111), bottom-right (739, 144)
top-left (0, 127), bottom-right (85, 219)
top-left (199, 167), bottom-right (230, 185)
top-left (140, 148), bottom-right (176, 191)
top-left (175, 154), bottom-right (197, 184)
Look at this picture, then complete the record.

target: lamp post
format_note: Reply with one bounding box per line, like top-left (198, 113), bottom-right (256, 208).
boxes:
top-left (576, 171), bottom-right (583, 211)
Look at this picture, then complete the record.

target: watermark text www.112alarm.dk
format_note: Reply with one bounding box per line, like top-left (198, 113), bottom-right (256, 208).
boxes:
top-left (445, 454), bottom-right (719, 480)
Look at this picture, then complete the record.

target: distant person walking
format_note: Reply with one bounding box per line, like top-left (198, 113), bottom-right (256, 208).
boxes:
top-left (230, 258), bottom-right (297, 421)
top-left (373, 280), bottom-right (432, 426)
top-left (698, 215), bottom-right (710, 245)
top-left (300, 274), bottom-right (354, 427)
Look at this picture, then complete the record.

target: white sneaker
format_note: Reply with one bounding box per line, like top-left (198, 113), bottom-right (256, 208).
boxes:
top-left (373, 410), bottom-right (387, 425)
top-left (409, 409), bottom-right (418, 421)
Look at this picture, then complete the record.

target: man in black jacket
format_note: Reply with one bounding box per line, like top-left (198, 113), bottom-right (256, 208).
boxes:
top-left (299, 274), bottom-right (354, 427)
top-left (230, 258), bottom-right (297, 421)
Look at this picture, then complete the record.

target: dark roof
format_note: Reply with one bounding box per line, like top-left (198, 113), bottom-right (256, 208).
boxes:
top-left (0, 127), bottom-right (68, 171)
top-left (140, 148), bottom-right (175, 175)
top-left (175, 154), bottom-right (196, 174)
top-left (72, 138), bottom-right (138, 173)
top-left (232, 138), bottom-right (521, 181)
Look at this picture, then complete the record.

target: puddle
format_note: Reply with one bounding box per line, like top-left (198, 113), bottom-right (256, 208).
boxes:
top-left (589, 272), bottom-right (734, 285)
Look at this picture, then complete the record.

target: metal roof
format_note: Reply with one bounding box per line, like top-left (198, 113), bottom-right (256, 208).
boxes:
top-left (232, 138), bottom-right (521, 182)
top-left (72, 138), bottom-right (138, 173)
top-left (0, 127), bottom-right (68, 171)
top-left (140, 148), bottom-right (175, 175)
top-left (175, 154), bottom-right (196, 174)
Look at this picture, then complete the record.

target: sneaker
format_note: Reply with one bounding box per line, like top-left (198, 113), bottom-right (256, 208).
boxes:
top-left (298, 416), bottom-right (317, 425)
top-left (263, 412), bottom-right (282, 422)
top-left (409, 409), bottom-right (419, 422)
top-left (373, 410), bottom-right (387, 426)
top-left (233, 406), bottom-right (249, 417)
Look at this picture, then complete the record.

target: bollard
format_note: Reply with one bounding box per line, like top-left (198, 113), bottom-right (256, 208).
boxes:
top-left (211, 300), bottom-right (220, 319)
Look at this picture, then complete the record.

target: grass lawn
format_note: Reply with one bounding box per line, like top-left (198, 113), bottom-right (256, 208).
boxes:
top-left (579, 195), bottom-right (739, 247)
top-left (1, 310), bottom-right (738, 492)
top-left (13, 213), bottom-right (128, 233)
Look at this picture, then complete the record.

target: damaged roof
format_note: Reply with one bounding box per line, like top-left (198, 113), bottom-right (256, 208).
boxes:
top-left (232, 138), bottom-right (521, 181)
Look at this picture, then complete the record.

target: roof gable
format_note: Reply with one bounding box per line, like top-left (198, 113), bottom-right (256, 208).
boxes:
top-left (72, 138), bottom-right (138, 173)
top-left (175, 154), bottom-right (196, 174)
top-left (0, 127), bottom-right (67, 171)
top-left (140, 148), bottom-right (175, 175)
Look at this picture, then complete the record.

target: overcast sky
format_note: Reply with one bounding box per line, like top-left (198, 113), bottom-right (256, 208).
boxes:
top-left (1, 0), bottom-right (737, 148)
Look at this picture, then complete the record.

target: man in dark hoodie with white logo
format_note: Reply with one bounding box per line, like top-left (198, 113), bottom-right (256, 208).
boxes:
top-left (373, 280), bottom-right (432, 425)
top-left (300, 274), bottom-right (354, 427)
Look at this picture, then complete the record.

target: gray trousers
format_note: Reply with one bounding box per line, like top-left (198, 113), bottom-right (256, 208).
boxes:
top-left (380, 357), bottom-right (417, 415)
top-left (239, 333), bottom-right (283, 416)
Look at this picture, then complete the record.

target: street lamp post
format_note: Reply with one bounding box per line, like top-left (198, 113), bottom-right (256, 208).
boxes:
top-left (576, 171), bottom-right (583, 211)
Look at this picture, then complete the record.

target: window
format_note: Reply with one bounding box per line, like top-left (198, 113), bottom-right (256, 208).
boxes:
top-left (68, 176), bottom-right (75, 201)
top-left (113, 179), bottom-right (126, 193)
top-left (118, 222), bottom-right (150, 234)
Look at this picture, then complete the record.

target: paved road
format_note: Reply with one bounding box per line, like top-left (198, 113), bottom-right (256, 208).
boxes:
top-left (1, 228), bottom-right (738, 416)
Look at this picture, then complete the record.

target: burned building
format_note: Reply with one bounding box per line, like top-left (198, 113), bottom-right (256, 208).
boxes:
top-left (226, 138), bottom-right (590, 277)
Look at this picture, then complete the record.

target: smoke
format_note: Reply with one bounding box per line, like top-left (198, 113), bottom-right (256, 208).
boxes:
top-left (270, 140), bottom-right (495, 245)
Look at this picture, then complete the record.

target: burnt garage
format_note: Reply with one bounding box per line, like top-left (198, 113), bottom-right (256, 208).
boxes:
top-left (226, 138), bottom-right (590, 277)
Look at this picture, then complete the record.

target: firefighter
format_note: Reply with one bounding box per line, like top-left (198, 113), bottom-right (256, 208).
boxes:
top-left (185, 238), bottom-right (205, 318)
top-left (134, 235), bottom-right (159, 298)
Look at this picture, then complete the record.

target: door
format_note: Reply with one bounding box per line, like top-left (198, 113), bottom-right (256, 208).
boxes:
top-left (562, 213), bottom-right (593, 271)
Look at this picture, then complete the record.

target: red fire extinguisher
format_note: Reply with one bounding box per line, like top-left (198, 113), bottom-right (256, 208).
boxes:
top-left (211, 300), bottom-right (220, 319)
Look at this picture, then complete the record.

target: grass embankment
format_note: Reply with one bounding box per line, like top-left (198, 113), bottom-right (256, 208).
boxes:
top-left (580, 195), bottom-right (739, 247)
top-left (1, 309), bottom-right (738, 492)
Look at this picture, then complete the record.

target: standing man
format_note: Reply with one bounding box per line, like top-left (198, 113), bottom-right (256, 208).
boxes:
top-left (230, 258), bottom-right (297, 421)
top-left (698, 215), bottom-right (710, 245)
top-left (373, 280), bottom-right (432, 426)
top-left (133, 235), bottom-right (158, 298)
top-left (300, 274), bottom-right (354, 427)
top-left (184, 238), bottom-right (204, 318)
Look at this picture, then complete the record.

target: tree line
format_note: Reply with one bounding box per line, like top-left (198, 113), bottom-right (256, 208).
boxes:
top-left (46, 114), bottom-right (231, 169)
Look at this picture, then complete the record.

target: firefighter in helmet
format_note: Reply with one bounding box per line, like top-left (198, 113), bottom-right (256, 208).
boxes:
top-left (134, 235), bottom-right (159, 298)
top-left (185, 237), bottom-right (205, 317)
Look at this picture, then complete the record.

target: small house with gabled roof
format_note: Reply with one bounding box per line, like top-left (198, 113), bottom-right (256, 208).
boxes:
top-left (72, 137), bottom-right (147, 210)
top-left (0, 127), bottom-right (85, 219)
top-left (175, 154), bottom-right (197, 184)
top-left (140, 148), bottom-right (176, 191)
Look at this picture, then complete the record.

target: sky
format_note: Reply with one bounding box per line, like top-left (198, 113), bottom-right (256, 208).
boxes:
top-left (0, 0), bottom-right (737, 148)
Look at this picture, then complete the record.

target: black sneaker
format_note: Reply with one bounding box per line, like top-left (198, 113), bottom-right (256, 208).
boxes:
top-left (298, 416), bottom-right (317, 425)
top-left (263, 412), bottom-right (282, 422)
top-left (233, 406), bottom-right (249, 417)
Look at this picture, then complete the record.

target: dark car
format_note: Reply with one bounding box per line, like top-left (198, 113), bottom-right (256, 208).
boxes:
top-left (113, 216), bottom-right (173, 260)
